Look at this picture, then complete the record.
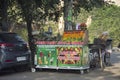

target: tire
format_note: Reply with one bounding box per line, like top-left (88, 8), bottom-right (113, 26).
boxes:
top-left (104, 52), bottom-right (111, 66)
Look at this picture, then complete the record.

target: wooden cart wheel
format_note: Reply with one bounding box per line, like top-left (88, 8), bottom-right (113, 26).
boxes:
top-left (104, 52), bottom-right (111, 66)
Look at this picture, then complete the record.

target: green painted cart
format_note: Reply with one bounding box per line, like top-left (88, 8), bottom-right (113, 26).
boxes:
top-left (33, 30), bottom-right (90, 74)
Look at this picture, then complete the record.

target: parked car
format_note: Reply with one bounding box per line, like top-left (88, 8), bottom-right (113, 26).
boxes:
top-left (0, 32), bottom-right (30, 70)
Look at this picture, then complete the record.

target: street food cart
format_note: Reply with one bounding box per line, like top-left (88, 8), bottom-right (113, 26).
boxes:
top-left (34, 23), bottom-right (90, 74)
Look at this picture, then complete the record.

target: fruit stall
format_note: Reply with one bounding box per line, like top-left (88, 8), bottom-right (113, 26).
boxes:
top-left (34, 23), bottom-right (90, 73)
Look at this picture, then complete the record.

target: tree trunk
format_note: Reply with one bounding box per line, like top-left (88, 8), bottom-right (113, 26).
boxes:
top-left (58, 0), bottom-right (64, 35)
top-left (26, 15), bottom-right (35, 69)
top-left (17, 0), bottom-right (35, 69)
top-left (64, 0), bottom-right (73, 31)
top-left (0, 0), bottom-right (9, 31)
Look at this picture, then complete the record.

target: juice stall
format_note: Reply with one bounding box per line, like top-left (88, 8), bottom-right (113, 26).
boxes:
top-left (34, 23), bottom-right (90, 74)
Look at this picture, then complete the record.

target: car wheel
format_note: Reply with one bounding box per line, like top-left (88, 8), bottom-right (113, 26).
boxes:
top-left (104, 52), bottom-right (111, 66)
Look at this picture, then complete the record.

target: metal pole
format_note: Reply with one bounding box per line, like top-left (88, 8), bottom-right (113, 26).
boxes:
top-left (99, 48), bottom-right (103, 70)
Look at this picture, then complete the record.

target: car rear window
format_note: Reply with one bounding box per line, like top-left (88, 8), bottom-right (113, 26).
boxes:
top-left (0, 33), bottom-right (25, 43)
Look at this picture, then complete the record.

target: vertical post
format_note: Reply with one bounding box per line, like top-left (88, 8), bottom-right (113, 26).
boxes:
top-left (64, 0), bottom-right (73, 31)
top-left (99, 48), bottom-right (103, 70)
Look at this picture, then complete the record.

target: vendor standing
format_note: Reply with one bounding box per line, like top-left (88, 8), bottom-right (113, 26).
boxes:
top-left (94, 31), bottom-right (112, 65)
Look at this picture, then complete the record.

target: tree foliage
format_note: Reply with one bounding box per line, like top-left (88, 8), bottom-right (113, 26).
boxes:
top-left (0, 0), bottom-right (106, 29)
top-left (89, 5), bottom-right (120, 46)
top-left (0, 0), bottom-right (106, 68)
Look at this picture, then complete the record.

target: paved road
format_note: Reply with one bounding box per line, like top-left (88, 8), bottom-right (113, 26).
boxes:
top-left (0, 51), bottom-right (120, 80)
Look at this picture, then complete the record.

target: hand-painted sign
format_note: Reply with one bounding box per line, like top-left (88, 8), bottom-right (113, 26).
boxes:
top-left (57, 47), bottom-right (82, 66)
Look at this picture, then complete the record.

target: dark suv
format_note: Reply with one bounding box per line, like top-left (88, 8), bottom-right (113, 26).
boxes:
top-left (0, 32), bottom-right (30, 70)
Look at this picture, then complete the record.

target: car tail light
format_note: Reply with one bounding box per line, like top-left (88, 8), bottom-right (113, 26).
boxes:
top-left (5, 60), bottom-right (13, 62)
top-left (0, 43), bottom-right (15, 48)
